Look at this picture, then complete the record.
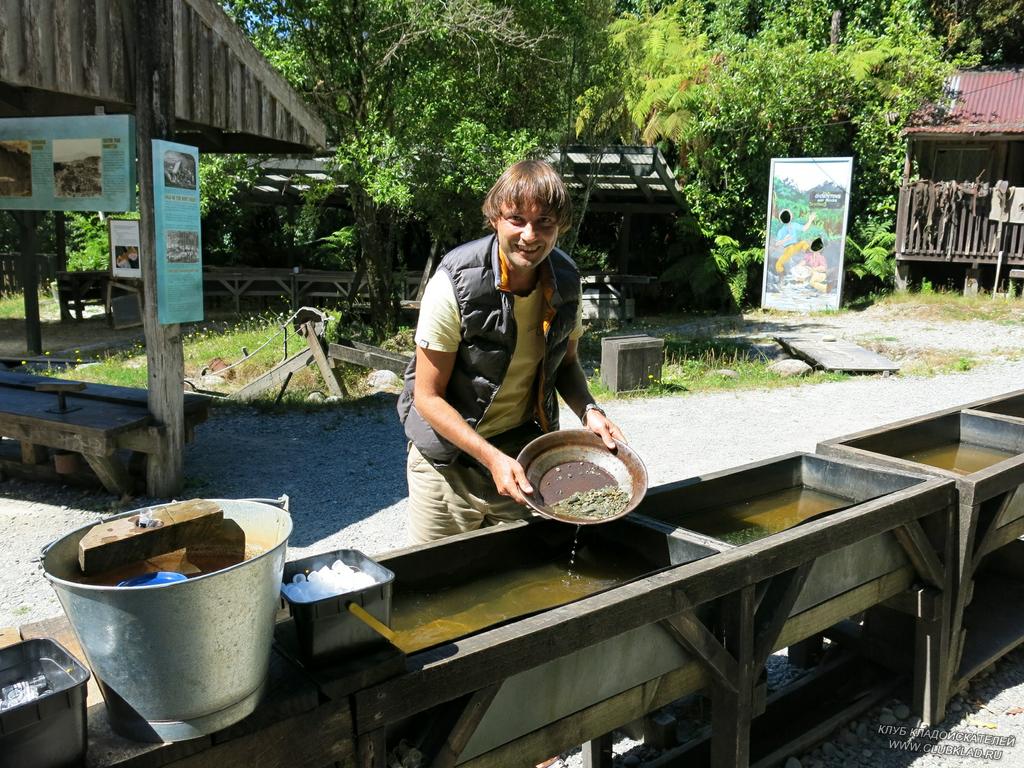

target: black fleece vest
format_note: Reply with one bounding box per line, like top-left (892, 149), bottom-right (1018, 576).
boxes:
top-left (397, 235), bottom-right (581, 465)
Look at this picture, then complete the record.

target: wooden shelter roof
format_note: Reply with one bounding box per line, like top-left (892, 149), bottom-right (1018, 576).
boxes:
top-left (550, 146), bottom-right (685, 213)
top-left (0, 0), bottom-right (326, 153)
top-left (248, 146), bottom-right (685, 213)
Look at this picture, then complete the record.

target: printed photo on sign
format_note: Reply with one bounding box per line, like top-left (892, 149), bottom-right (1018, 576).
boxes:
top-left (166, 229), bottom-right (199, 263)
top-left (53, 138), bottom-right (103, 197)
top-left (761, 157), bottom-right (853, 313)
top-left (0, 140), bottom-right (32, 197)
top-left (163, 150), bottom-right (196, 190)
top-left (109, 218), bottom-right (142, 279)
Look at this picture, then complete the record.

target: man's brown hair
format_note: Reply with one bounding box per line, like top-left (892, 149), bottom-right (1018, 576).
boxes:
top-left (482, 160), bottom-right (573, 234)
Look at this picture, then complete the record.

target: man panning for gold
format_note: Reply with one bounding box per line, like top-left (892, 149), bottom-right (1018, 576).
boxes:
top-left (397, 159), bottom-right (624, 542)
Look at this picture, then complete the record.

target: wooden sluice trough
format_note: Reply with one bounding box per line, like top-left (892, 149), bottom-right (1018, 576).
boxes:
top-left (965, 387), bottom-right (1024, 423)
top-left (340, 453), bottom-right (956, 768)
top-left (818, 407), bottom-right (1024, 709)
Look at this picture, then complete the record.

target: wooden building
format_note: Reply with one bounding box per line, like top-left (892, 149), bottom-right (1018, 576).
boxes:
top-left (895, 69), bottom-right (1024, 291)
top-left (1, 0), bottom-right (326, 496)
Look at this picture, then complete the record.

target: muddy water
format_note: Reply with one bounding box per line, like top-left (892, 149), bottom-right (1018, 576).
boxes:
top-left (75, 543), bottom-right (269, 587)
top-left (389, 544), bottom-right (654, 653)
top-left (897, 441), bottom-right (1016, 475)
top-left (674, 486), bottom-right (851, 546)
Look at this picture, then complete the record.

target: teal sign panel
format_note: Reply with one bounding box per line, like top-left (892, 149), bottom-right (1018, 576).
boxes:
top-left (0, 115), bottom-right (136, 211)
top-left (152, 140), bottom-right (203, 325)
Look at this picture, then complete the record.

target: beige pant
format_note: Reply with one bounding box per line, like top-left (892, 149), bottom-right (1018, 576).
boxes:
top-left (406, 444), bottom-right (531, 543)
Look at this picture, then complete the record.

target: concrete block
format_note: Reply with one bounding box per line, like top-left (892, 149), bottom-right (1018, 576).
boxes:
top-left (600, 334), bottom-right (664, 392)
top-left (581, 290), bottom-right (635, 321)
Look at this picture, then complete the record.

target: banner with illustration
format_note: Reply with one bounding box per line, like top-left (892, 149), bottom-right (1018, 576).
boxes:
top-left (0, 115), bottom-right (135, 212)
top-left (761, 157), bottom-right (854, 312)
top-left (153, 140), bottom-right (203, 325)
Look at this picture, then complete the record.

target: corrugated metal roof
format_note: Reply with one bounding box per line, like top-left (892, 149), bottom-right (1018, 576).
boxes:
top-left (905, 69), bottom-right (1024, 135)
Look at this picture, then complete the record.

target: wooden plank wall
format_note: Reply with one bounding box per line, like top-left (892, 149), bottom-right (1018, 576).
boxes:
top-left (896, 182), bottom-right (1024, 264)
top-left (0, 0), bottom-right (325, 150)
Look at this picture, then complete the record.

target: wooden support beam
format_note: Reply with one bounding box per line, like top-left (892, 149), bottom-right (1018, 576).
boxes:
top-left (971, 491), bottom-right (1024, 570)
top-left (660, 612), bottom-right (738, 692)
top-left (329, 340), bottom-right (412, 376)
top-left (430, 684), bottom-right (501, 768)
top-left (13, 211), bottom-right (42, 354)
top-left (458, 661), bottom-right (708, 768)
top-left (893, 520), bottom-right (944, 589)
top-left (711, 585), bottom-right (756, 768)
top-left (20, 441), bottom-right (48, 465)
top-left (582, 732), bottom-right (613, 768)
top-left (753, 562), bottom-right (814, 669)
top-left (303, 322), bottom-right (345, 398)
top-left (973, 514), bottom-right (1024, 572)
top-left (136, 0), bottom-right (184, 497)
top-left (232, 349), bottom-right (314, 400)
top-left (912, 588), bottom-right (949, 725)
top-left (358, 729), bottom-right (387, 768)
top-left (81, 452), bottom-right (135, 496)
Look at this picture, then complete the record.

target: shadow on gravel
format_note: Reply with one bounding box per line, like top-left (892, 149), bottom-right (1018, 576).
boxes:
top-left (185, 393), bottom-right (410, 548)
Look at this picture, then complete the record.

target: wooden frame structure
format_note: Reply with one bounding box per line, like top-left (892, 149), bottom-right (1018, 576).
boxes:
top-left (2, 0), bottom-right (326, 495)
top-left (818, 402), bottom-right (1024, 707)
top-left (0, 370), bottom-right (208, 494)
top-left (5, 457), bottom-right (955, 768)
top-left (896, 69), bottom-right (1024, 289)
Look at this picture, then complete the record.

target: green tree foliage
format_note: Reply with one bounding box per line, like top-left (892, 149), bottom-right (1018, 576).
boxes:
top-left (585, 0), bottom-right (959, 308)
top-left (926, 0), bottom-right (1024, 63)
top-left (225, 0), bottom-right (616, 334)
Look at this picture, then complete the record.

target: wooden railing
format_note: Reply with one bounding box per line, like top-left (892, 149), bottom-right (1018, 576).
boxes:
top-left (896, 181), bottom-right (1024, 265)
top-left (202, 267), bottom-right (424, 312)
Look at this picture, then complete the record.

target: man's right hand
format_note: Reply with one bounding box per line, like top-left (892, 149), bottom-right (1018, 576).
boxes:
top-left (485, 451), bottom-right (534, 506)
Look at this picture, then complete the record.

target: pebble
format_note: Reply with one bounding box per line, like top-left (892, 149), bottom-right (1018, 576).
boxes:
top-left (878, 713), bottom-right (897, 726)
top-left (855, 722), bottom-right (867, 739)
top-left (893, 703), bottom-right (910, 720)
top-left (784, 757), bottom-right (801, 768)
top-left (841, 729), bottom-right (859, 745)
top-left (713, 368), bottom-right (739, 378)
top-left (822, 742), bottom-right (838, 757)
top-left (950, 699), bottom-right (963, 712)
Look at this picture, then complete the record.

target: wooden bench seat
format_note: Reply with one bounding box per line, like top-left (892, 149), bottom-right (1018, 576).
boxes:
top-left (0, 371), bottom-right (208, 494)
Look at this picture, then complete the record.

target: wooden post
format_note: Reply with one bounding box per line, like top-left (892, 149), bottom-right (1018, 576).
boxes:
top-left (54, 211), bottom-right (68, 271)
top-left (136, 0), bottom-right (184, 496)
top-left (711, 585), bottom-right (756, 768)
top-left (617, 213), bottom-right (632, 274)
top-left (14, 211), bottom-right (42, 354)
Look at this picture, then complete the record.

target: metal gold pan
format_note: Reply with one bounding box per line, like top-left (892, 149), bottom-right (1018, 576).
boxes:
top-left (516, 429), bottom-right (648, 524)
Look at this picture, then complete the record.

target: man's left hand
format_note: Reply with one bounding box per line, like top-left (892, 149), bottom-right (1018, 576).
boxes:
top-left (584, 409), bottom-right (625, 450)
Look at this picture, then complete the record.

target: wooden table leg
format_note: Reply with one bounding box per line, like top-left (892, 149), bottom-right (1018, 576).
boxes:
top-left (82, 452), bottom-right (133, 495)
top-left (20, 441), bottom-right (48, 465)
top-left (357, 729), bottom-right (387, 768)
top-left (581, 732), bottom-right (613, 768)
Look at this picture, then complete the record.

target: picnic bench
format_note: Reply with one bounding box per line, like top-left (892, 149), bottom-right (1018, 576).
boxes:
top-left (56, 270), bottom-right (110, 321)
top-left (0, 371), bottom-right (209, 495)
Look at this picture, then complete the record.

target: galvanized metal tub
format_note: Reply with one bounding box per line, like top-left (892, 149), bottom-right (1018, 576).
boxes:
top-left (41, 498), bottom-right (292, 743)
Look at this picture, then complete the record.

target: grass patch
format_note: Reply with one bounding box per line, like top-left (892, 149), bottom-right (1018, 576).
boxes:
top-left (588, 335), bottom-right (848, 398)
top-left (0, 290), bottom-right (60, 320)
top-left (45, 312), bottom-right (401, 404)
top-left (899, 350), bottom-right (982, 377)
top-left (876, 289), bottom-right (1024, 323)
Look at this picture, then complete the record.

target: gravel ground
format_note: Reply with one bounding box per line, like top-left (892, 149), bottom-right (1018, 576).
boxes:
top-left (3, 309), bottom-right (1024, 767)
